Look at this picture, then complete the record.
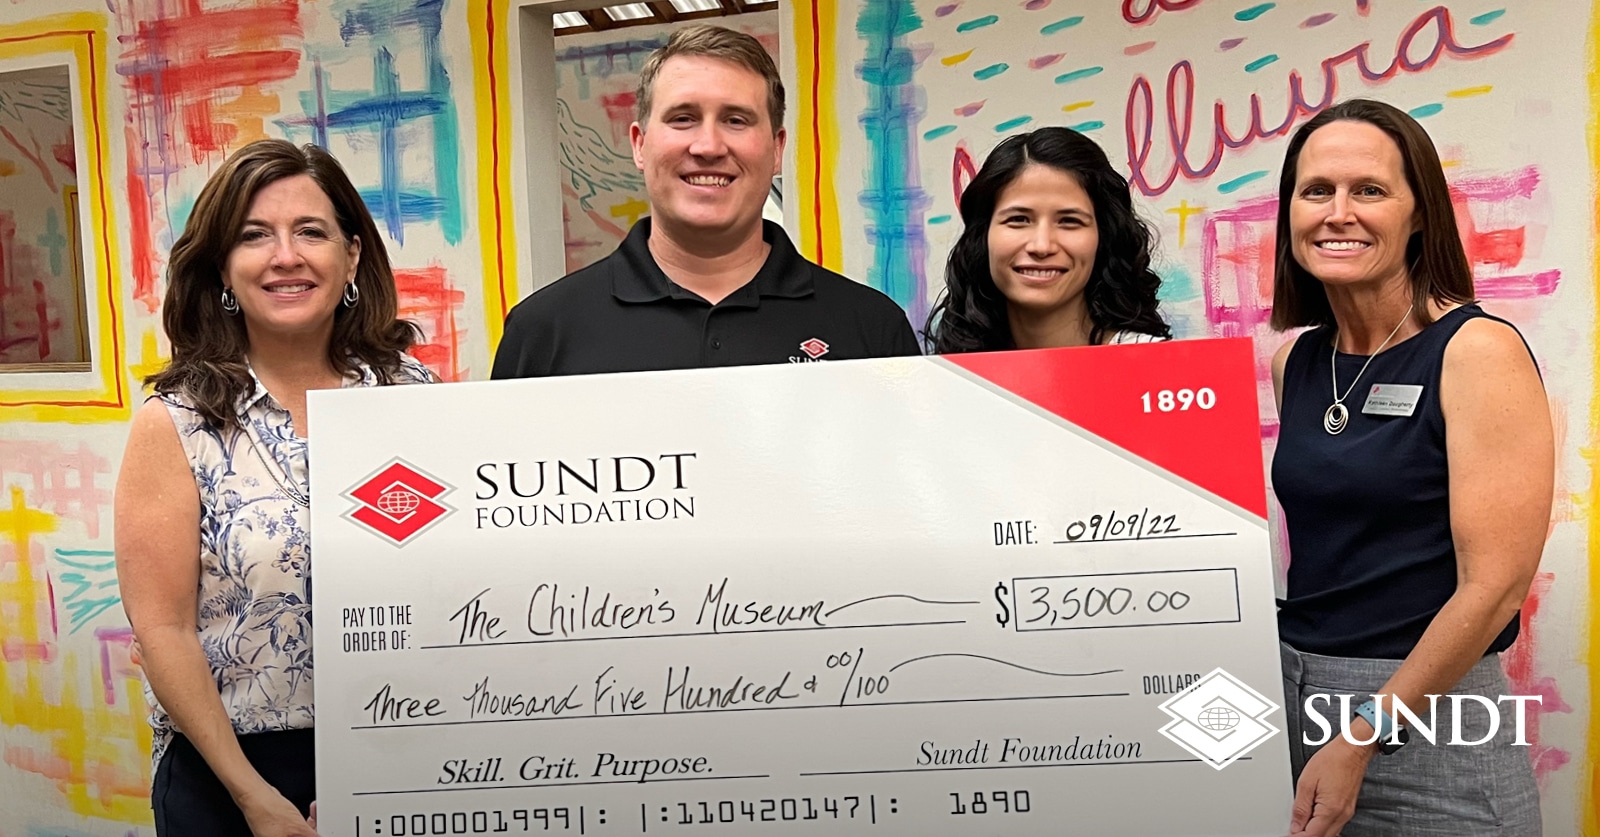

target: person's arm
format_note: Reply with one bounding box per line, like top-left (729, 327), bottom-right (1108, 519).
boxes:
top-left (1270, 335), bottom-right (1296, 415)
top-left (116, 400), bottom-right (317, 837)
top-left (1290, 317), bottom-right (1553, 837)
top-left (490, 310), bottom-right (527, 380)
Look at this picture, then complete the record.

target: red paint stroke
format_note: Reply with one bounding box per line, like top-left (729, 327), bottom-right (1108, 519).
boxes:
top-left (1302, 12), bottom-right (1337, 28)
top-left (1500, 572), bottom-right (1573, 779)
top-left (52, 140), bottom-right (76, 174)
top-left (1218, 37), bottom-right (1246, 51)
top-left (395, 265), bottom-right (468, 382)
top-left (809, 1), bottom-right (825, 266)
top-left (955, 100), bottom-right (987, 117)
top-left (1126, 6), bottom-right (1513, 197)
top-left (952, 143), bottom-right (978, 206)
top-left (485, 0), bottom-right (509, 320)
top-left (126, 164), bottom-right (160, 311)
top-left (87, 28), bottom-right (128, 412)
top-left (0, 124), bottom-right (59, 192)
top-left (1125, 41), bottom-right (1158, 56)
top-left (1449, 167), bottom-right (1560, 298)
top-left (599, 92), bottom-right (638, 144)
top-left (1123, 0), bottom-right (1207, 26)
top-left (935, 3), bottom-right (961, 17)
top-left (1023, 0), bottom-right (1051, 9)
top-left (96, 627), bottom-right (137, 706)
top-left (1029, 54), bottom-right (1065, 70)
top-left (1357, 0), bottom-right (1371, 16)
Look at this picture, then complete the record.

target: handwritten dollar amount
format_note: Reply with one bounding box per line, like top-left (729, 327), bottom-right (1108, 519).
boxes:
top-left (994, 569), bottom-right (1242, 632)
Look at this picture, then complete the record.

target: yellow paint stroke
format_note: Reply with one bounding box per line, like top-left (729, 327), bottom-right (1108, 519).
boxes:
top-left (0, 14), bottom-right (128, 423)
top-left (128, 328), bottom-right (168, 390)
top-left (793, 0), bottom-right (843, 270)
top-left (468, 0), bottom-right (517, 352)
top-left (1061, 100), bottom-right (1095, 112)
top-left (0, 158), bottom-right (16, 176)
top-left (1586, 6), bottom-right (1600, 834)
top-left (1164, 199), bottom-right (1206, 248)
top-left (941, 49), bottom-right (975, 67)
top-left (0, 486), bottom-right (151, 823)
top-left (1440, 159), bottom-right (1463, 168)
top-left (609, 196), bottom-right (650, 227)
top-left (1447, 85), bottom-right (1494, 98)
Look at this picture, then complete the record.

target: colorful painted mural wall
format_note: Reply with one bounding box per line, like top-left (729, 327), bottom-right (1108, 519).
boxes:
top-left (1, 0), bottom-right (1598, 834)
top-left (788, 0), bottom-right (1593, 830)
top-left (0, 0), bottom-right (499, 831)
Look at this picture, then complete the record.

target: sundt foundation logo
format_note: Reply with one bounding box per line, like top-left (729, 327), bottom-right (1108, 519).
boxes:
top-left (343, 459), bottom-right (454, 545)
top-left (799, 338), bottom-right (830, 359)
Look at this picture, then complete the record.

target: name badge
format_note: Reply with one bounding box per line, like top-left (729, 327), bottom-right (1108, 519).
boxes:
top-left (1362, 384), bottom-right (1423, 417)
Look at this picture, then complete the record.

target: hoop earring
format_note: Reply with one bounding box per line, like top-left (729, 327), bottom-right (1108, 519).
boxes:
top-left (221, 287), bottom-right (240, 315)
top-left (342, 282), bottom-right (360, 308)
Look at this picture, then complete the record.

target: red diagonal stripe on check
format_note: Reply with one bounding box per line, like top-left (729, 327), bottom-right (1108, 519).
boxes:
top-left (943, 338), bottom-right (1268, 518)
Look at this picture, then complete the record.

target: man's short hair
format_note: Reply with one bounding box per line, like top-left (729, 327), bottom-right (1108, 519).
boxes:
top-left (635, 24), bottom-right (785, 133)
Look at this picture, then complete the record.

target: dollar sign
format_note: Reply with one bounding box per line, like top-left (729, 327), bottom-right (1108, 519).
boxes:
top-left (994, 582), bottom-right (1011, 628)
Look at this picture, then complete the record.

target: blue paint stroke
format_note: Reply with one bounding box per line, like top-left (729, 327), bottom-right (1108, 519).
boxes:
top-left (1217, 170), bottom-right (1270, 193)
top-left (1470, 9), bottom-right (1506, 25)
top-left (957, 14), bottom-right (999, 32)
top-left (1054, 66), bottom-right (1104, 84)
top-left (856, 0), bottom-right (931, 326)
top-left (557, 97), bottom-right (644, 209)
top-left (554, 37), bottom-right (665, 99)
top-left (1041, 16), bottom-right (1083, 34)
top-left (284, 0), bottom-right (463, 245)
top-left (929, 215), bottom-right (953, 224)
top-left (974, 63), bottom-right (1009, 80)
top-left (995, 115), bottom-right (1033, 132)
top-left (52, 549), bottom-right (120, 635)
top-left (1408, 103), bottom-right (1445, 118)
top-left (1245, 54), bottom-right (1279, 72)
top-left (1069, 120), bottom-right (1106, 132)
top-left (1235, 3), bottom-right (1275, 21)
top-left (35, 209), bottom-right (66, 276)
top-left (923, 125), bottom-right (958, 140)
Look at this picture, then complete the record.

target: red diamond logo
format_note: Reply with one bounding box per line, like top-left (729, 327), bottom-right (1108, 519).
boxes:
top-left (799, 338), bottom-right (830, 359)
top-left (343, 459), bottom-right (453, 545)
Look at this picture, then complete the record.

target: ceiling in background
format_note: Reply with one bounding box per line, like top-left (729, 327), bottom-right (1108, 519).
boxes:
top-left (554, 0), bottom-right (778, 35)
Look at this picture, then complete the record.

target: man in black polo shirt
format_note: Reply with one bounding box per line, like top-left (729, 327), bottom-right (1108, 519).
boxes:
top-left (490, 24), bottom-right (920, 379)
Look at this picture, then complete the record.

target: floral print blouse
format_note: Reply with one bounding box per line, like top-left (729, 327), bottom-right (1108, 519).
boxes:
top-left (147, 354), bottom-right (434, 767)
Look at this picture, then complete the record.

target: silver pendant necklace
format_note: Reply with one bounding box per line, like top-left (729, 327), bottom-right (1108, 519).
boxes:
top-left (1325, 312), bottom-right (1410, 435)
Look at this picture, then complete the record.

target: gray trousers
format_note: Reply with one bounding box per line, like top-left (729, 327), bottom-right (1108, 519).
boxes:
top-left (1280, 643), bottom-right (1541, 836)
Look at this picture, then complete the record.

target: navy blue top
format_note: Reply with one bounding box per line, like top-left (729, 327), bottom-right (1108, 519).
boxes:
top-left (1273, 304), bottom-right (1527, 660)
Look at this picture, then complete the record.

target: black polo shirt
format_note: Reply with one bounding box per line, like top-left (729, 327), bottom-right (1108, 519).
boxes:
top-left (490, 219), bottom-right (922, 378)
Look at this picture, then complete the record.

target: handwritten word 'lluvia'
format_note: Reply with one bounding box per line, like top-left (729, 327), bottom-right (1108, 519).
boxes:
top-left (1125, 6), bottom-right (1512, 197)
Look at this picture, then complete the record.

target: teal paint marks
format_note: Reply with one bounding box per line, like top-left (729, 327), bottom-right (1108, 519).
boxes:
top-left (957, 14), bottom-right (999, 32)
top-left (1069, 120), bottom-right (1106, 132)
top-left (1156, 264), bottom-right (1200, 303)
top-left (1245, 54), bottom-right (1279, 72)
top-left (857, 0), bottom-right (931, 323)
top-left (929, 215), bottom-right (953, 224)
top-left (1470, 9), bottom-right (1506, 25)
top-left (1041, 15), bottom-right (1083, 34)
top-left (923, 125), bottom-right (958, 140)
top-left (1408, 103), bottom-right (1445, 118)
top-left (995, 115), bottom-right (1033, 132)
top-left (974, 63), bottom-right (1010, 80)
top-left (1235, 3), bottom-right (1275, 21)
top-left (35, 209), bottom-right (67, 276)
top-left (1054, 66), bottom-right (1104, 84)
top-left (1217, 170), bottom-right (1270, 193)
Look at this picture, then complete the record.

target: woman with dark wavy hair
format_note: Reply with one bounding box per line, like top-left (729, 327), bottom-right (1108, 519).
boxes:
top-left (925, 127), bottom-right (1170, 352)
top-left (116, 139), bottom-right (433, 835)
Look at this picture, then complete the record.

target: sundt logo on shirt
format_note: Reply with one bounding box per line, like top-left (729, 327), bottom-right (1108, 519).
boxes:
top-left (790, 338), bottom-right (831, 363)
top-left (343, 459), bottom-right (454, 545)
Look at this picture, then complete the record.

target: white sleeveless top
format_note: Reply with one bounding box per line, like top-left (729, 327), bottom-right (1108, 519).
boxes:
top-left (1107, 330), bottom-right (1167, 345)
top-left (146, 354), bottom-right (433, 767)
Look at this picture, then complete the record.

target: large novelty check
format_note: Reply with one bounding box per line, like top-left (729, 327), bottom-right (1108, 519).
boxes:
top-left (309, 339), bottom-right (1291, 837)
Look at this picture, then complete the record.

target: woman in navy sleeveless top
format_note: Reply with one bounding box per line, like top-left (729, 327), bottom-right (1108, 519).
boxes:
top-left (1269, 100), bottom-right (1550, 836)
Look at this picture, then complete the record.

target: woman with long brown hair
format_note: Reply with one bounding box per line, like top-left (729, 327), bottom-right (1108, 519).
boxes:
top-left (116, 139), bottom-right (433, 835)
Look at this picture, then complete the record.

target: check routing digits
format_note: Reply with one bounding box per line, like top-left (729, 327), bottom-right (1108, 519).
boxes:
top-left (310, 342), bottom-right (1291, 835)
